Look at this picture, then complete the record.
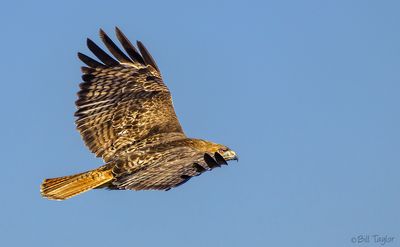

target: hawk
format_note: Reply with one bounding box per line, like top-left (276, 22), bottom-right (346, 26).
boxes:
top-left (41, 27), bottom-right (238, 200)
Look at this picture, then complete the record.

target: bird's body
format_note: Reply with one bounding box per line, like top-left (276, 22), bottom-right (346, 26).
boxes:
top-left (41, 28), bottom-right (237, 200)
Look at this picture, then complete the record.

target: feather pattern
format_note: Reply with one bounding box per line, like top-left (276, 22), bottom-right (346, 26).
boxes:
top-left (110, 141), bottom-right (214, 191)
top-left (75, 28), bottom-right (183, 162)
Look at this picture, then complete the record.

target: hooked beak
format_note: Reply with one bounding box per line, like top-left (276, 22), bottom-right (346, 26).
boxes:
top-left (225, 150), bottom-right (239, 162)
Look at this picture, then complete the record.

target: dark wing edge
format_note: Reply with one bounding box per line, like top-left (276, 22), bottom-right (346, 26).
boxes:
top-left (169, 153), bottom-right (228, 190)
top-left (78, 27), bottom-right (160, 72)
top-left (111, 151), bottom-right (227, 191)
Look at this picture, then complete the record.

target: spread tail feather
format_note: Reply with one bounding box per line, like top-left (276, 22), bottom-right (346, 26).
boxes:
top-left (40, 166), bottom-right (114, 200)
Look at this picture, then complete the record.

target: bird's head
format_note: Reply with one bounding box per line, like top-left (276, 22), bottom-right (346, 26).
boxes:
top-left (191, 139), bottom-right (238, 162)
top-left (216, 146), bottom-right (239, 162)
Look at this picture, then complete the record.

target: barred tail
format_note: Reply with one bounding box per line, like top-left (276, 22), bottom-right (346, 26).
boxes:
top-left (40, 166), bottom-right (114, 200)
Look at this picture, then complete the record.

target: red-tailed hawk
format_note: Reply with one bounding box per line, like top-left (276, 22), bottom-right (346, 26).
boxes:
top-left (40, 27), bottom-right (238, 200)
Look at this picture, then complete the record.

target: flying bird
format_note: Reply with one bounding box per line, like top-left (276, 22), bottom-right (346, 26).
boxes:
top-left (40, 27), bottom-right (238, 200)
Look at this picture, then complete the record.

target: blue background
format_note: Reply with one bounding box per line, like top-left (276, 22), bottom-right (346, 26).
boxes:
top-left (1, 0), bottom-right (399, 246)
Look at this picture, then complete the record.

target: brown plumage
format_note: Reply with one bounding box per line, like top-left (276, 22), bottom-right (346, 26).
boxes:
top-left (41, 27), bottom-right (238, 200)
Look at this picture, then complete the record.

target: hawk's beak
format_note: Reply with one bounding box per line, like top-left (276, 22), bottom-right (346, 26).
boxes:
top-left (225, 150), bottom-right (239, 162)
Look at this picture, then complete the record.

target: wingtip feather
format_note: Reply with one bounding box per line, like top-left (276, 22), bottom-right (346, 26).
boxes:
top-left (136, 40), bottom-right (160, 72)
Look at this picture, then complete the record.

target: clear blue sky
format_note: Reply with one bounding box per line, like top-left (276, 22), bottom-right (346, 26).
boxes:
top-left (1, 0), bottom-right (399, 246)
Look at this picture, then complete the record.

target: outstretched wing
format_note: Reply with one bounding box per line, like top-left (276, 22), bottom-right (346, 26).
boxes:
top-left (75, 27), bottom-right (185, 162)
top-left (111, 148), bottom-right (228, 191)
